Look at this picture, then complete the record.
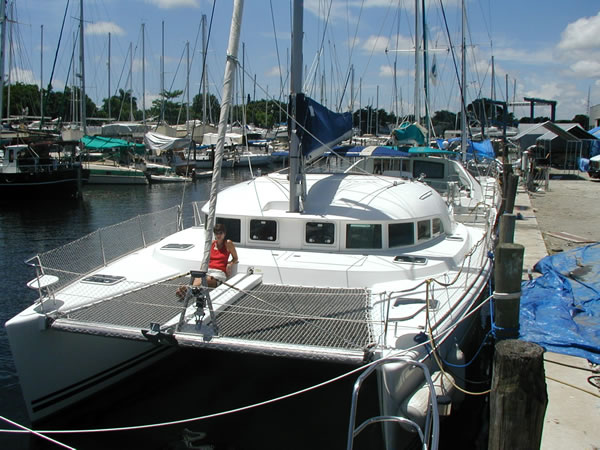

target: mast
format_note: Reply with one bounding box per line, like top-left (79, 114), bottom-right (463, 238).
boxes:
top-left (142, 23), bottom-right (146, 124)
top-left (0, 0), bottom-right (6, 123)
top-left (460, 0), bottom-right (467, 161)
top-left (202, 14), bottom-right (207, 135)
top-left (161, 21), bottom-right (164, 124)
top-left (129, 42), bottom-right (133, 121)
top-left (40, 25), bottom-right (43, 128)
top-left (413, 0), bottom-right (421, 125)
top-left (108, 32), bottom-right (111, 120)
top-left (6, 1), bottom-right (12, 120)
top-left (186, 41), bottom-right (190, 134)
top-left (422, 0), bottom-right (430, 141)
top-left (79, 0), bottom-right (86, 134)
top-left (289, 0), bottom-right (303, 213)
top-left (201, 0), bottom-right (244, 271)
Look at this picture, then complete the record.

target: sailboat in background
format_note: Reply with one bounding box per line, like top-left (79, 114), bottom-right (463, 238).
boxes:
top-left (7, 2), bottom-right (496, 448)
top-left (0, 2), bottom-right (89, 199)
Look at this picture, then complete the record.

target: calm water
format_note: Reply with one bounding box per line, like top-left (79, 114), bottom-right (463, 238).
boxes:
top-left (0, 166), bottom-right (487, 449)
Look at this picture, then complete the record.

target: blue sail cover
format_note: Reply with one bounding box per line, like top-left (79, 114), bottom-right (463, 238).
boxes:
top-left (519, 243), bottom-right (600, 364)
top-left (295, 94), bottom-right (353, 163)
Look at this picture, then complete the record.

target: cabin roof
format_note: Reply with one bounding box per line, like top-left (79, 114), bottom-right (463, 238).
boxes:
top-left (212, 173), bottom-right (449, 222)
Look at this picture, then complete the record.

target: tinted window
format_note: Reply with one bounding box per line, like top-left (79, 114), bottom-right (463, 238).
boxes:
top-left (413, 160), bottom-right (445, 179)
top-left (417, 220), bottom-right (431, 241)
top-left (250, 219), bottom-right (277, 241)
top-left (346, 224), bottom-right (382, 249)
top-left (215, 217), bottom-right (241, 243)
top-left (306, 222), bottom-right (335, 245)
top-left (389, 223), bottom-right (414, 247)
top-left (432, 218), bottom-right (443, 236)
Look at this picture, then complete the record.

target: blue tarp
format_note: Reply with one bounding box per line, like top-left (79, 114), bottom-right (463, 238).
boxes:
top-left (519, 243), bottom-right (600, 364)
top-left (434, 138), bottom-right (496, 160)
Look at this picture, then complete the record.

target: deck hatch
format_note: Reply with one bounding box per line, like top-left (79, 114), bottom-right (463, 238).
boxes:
top-left (81, 274), bottom-right (126, 285)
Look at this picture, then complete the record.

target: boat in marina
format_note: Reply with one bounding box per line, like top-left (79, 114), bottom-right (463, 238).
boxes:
top-left (0, 141), bottom-right (89, 199)
top-left (144, 162), bottom-right (210, 183)
top-left (5, 1), bottom-right (499, 448)
top-left (84, 160), bottom-right (148, 185)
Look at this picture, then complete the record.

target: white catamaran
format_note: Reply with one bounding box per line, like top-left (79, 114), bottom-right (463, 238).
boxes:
top-left (6, 1), bottom-right (499, 448)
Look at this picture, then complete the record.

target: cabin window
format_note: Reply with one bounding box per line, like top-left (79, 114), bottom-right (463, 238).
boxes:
top-left (306, 222), bottom-right (335, 245)
top-left (389, 223), bottom-right (415, 247)
top-left (215, 217), bottom-right (241, 243)
top-left (432, 218), bottom-right (443, 236)
top-left (250, 219), bottom-right (277, 242)
top-left (417, 220), bottom-right (431, 241)
top-left (346, 224), bottom-right (382, 249)
top-left (413, 160), bottom-right (445, 179)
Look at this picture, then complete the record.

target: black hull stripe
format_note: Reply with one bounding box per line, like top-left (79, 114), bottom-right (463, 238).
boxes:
top-left (31, 345), bottom-right (171, 413)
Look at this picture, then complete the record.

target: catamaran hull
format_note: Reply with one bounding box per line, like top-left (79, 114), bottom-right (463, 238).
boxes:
top-left (5, 312), bottom-right (173, 423)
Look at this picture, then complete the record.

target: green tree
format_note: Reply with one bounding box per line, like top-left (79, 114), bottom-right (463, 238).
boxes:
top-left (191, 92), bottom-right (221, 123)
top-left (572, 114), bottom-right (589, 129)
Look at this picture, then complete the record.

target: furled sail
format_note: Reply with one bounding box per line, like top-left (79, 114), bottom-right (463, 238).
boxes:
top-left (294, 94), bottom-right (353, 163)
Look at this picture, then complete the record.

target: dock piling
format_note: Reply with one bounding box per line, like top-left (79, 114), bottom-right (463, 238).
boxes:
top-left (488, 339), bottom-right (548, 450)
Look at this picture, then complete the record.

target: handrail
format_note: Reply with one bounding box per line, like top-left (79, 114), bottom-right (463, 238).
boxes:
top-left (347, 357), bottom-right (439, 450)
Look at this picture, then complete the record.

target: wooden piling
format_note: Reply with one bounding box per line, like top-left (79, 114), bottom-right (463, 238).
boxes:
top-left (493, 243), bottom-right (524, 339)
top-left (488, 339), bottom-right (548, 450)
top-left (498, 213), bottom-right (516, 244)
top-left (504, 174), bottom-right (519, 214)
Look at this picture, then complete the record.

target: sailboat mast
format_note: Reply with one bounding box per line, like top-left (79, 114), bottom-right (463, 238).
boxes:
top-left (0, 0), bottom-right (7, 123)
top-left (202, 14), bottom-right (207, 135)
top-left (142, 23), bottom-right (146, 125)
top-left (142, 23), bottom-right (146, 124)
top-left (40, 25), bottom-right (44, 129)
top-left (413, 0), bottom-right (421, 125)
top-left (129, 42), bottom-right (133, 121)
top-left (79, 0), bottom-right (86, 134)
top-left (186, 41), bottom-right (190, 134)
top-left (460, 0), bottom-right (467, 162)
top-left (289, 0), bottom-right (303, 213)
top-left (108, 32), bottom-right (111, 120)
top-left (201, 0), bottom-right (244, 272)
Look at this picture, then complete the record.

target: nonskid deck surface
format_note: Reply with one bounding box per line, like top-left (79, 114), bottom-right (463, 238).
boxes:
top-left (53, 278), bottom-right (375, 354)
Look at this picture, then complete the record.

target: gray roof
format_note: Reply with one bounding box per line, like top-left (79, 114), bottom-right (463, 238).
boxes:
top-left (510, 121), bottom-right (598, 142)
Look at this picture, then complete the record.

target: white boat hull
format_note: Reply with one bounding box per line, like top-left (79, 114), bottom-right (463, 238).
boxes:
top-left (5, 310), bottom-right (172, 422)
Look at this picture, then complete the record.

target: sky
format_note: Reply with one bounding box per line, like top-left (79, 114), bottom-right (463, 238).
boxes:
top-left (7, 0), bottom-right (600, 124)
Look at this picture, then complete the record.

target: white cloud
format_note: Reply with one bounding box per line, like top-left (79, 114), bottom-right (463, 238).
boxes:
top-left (569, 60), bottom-right (600, 78)
top-left (266, 66), bottom-right (282, 78)
top-left (10, 68), bottom-right (37, 85)
top-left (361, 33), bottom-right (415, 54)
top-left (145, 0), bottom-right (199, 9)
top-left (557, 11), bottom-right (600, 51)
top-left (87, 21), bottom-right (125, 36)
top-left (493, 47), bottom-right (554, 65)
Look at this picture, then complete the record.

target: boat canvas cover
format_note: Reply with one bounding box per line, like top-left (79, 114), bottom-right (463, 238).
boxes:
top-left (392, 122), bottom-right (427, 146)
top-left (295, 94), bottom-right (353, 163)
top-left (519, 243), bottom-right (600, 364)
top-left (81, 135), bottom-right (145, 155)
top-left (144, 131), bottom-right (191, 155)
